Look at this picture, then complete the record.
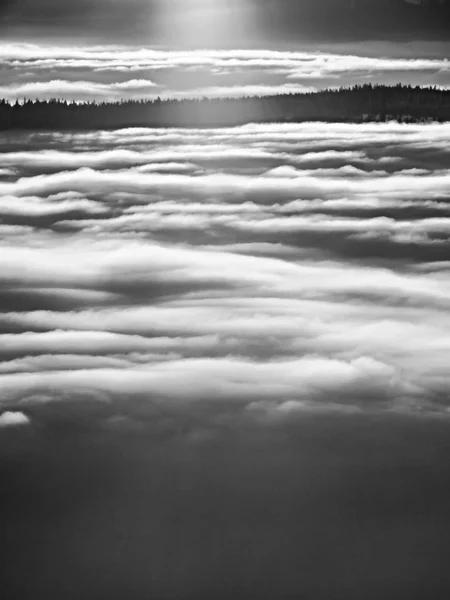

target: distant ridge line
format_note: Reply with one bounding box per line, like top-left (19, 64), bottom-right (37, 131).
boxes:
top-left (1, 84), bottom-right (449, 130)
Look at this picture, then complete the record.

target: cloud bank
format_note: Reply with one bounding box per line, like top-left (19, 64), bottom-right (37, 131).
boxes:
top-left (1, 121), bottom-right (449, 426)
top-left (1, 43), bottom-right (450, 102)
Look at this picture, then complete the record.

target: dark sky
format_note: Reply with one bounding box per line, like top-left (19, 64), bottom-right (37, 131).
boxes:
top-left (1, 0), bottom-right (450, 47)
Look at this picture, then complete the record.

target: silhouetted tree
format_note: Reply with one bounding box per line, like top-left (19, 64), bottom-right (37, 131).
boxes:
top-left (0, 85), bottom-right (449, 130)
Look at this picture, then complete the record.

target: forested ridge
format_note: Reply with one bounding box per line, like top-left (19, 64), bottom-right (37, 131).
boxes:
top-left (1, 84), bottom-right (450, 130)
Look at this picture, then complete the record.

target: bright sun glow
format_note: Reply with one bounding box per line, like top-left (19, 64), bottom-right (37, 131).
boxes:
top-left (154, 0), bottom-right (257, 48)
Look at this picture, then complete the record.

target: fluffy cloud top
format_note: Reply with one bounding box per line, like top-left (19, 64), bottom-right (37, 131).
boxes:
top-left (0, 411), bottom-right (30, 427)
top-left (0, 121), bottom-right (449, 428)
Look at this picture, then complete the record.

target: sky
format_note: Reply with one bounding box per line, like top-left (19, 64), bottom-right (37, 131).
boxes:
top-left (1, 0), bottom-right (450, 45)
top-left (1, 3), bottom-right (450, 600)
top-left (0, 0), bottom-right (450, 101)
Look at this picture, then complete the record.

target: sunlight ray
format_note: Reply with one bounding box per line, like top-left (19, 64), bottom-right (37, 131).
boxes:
top-left (153, 0), bottom-right (258, 48)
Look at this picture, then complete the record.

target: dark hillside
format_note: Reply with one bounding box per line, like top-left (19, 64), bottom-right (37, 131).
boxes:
top-left (1, 84), bottom-right (449, 130)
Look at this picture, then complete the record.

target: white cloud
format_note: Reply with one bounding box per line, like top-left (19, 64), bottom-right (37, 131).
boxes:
top-left (0, 411), bottom-right (31, 428)
top-left (1, 43), bottom-right (450, 101)
top-left (0, 122), bottom-right (449, 419)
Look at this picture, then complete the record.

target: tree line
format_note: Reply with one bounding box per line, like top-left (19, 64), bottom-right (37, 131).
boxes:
top-left (0, 84), bottom-right (449, 130)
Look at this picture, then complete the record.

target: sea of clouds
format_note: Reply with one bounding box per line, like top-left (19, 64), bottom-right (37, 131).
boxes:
top-left (1, 121), bottom-right (449, 434)
top-left (2, 121), bottom-right (450, 598)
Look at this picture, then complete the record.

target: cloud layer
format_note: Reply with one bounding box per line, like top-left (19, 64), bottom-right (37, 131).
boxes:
top-left (1, 43), bottom-right (450, 102)
top-left (1, 121), bottom-right (449, 429)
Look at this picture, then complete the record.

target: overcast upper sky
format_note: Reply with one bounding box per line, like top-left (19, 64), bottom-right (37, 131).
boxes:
top-left (1, 0), bottom-right (450, 46)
